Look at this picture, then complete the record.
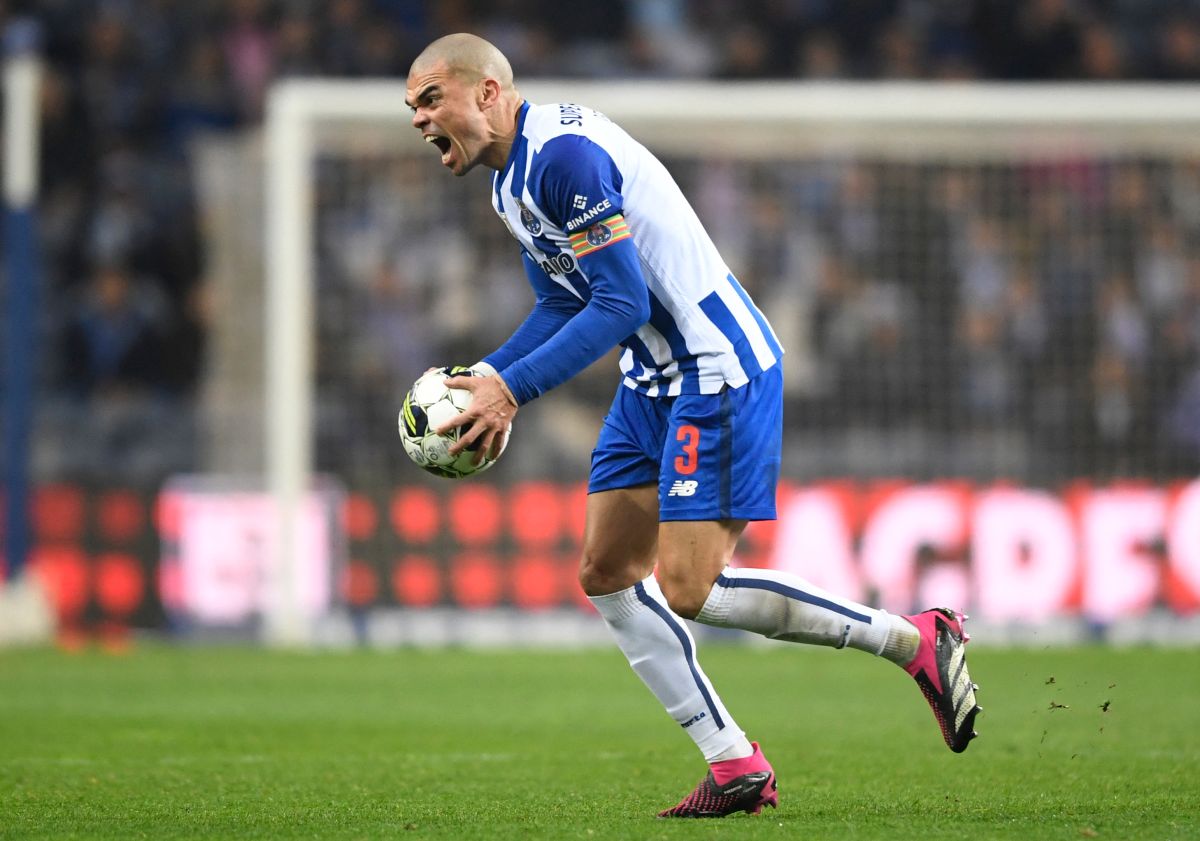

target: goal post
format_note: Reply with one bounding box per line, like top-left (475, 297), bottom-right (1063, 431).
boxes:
top-left (261, 80), bottom-right (1200, 643)
top-left (263, 86), bottom-right (315, 646)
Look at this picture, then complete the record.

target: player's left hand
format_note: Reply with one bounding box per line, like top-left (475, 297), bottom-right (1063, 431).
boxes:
top-left (436, 373), bottom-right (518, 464)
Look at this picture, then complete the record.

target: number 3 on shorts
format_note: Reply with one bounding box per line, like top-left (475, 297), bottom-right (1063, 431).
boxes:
top-left (674, 424), bottom-right (700, 475)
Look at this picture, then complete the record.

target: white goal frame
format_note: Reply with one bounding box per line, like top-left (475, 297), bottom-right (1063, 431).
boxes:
top-left (263, 80), bottom-right (1200, 646)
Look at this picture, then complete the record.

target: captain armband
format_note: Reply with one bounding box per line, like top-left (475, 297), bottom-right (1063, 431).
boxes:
top-left (569, 213), bottom-right (632, 258)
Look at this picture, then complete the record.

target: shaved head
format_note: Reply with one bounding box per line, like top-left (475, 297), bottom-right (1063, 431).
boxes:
top-left (410, 33), bottom-right (515, 90)
top-left (407, 33), bottom-right (524, 174)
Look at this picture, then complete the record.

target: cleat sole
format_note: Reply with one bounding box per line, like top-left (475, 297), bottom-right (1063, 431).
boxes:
top-left (950, 704), bottom-right (981, 753)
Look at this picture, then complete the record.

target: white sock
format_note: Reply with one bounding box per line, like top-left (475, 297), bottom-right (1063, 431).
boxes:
top-left (590, 574), bottom-right (754, 762)
top-left (696, 566), bottom-right (920, 664)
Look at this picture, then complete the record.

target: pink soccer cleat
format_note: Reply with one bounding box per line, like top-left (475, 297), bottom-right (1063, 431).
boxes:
top-left (902, 608), bottom-right (982, 753)
top-left (658, 742), bottom-right (778, 818)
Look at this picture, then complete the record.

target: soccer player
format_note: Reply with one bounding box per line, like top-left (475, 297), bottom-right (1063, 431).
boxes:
top-left (405, 33), bottom-right (981, 818)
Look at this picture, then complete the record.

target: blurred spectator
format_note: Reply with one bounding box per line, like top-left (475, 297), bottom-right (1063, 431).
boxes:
top-left (77, 9), bottom-right (154, 146)
top-left (1106, 166), bottom-right (1151, 278)
top-left (1005, 268), bottom-right (1049, 408)
top-left (38, 66), bottom-right (92, 193)
top-left (1153, 14), bottom-right (1200, 81)
top-left (977, 0), bottom-right (1084, 79)
top-left (624, 0), bottom-right (714, 77)
top-left (956, 216), bottom-right (1013, 314)
top-left (1090, 347), bottom-right (1142, 473)
top-left (876, 19), bottom-right (926, 78)
top-left (957, 308), bottom-right (1018, 425)
top-left (159, 283), bottom-right (211, 395)
top-left (85, 150), bottom-right (156, 274)
top-left (1165, 369), bottom-right (1200, 471)
top-left (1169, 162), bottom-right (1200, 232)
top-left (355, 17), bottom-right (411, 76)
top-left (57, 261), bottom-right (197, 482)
top-left (164, 37), bottom-right (240, 152)
top-left (61, 262), bottom-right (164, 399)
top-left (839, 282), bottom-right (924, 427)
top-left (797, 30), bottom-right (847, 79)
top-left (1137, 218), bottom-right (1189, 319)
top-left (221, 0), bottom-right (274, 120)
top-left (1078, 20), bottom-right (1127, 80)
top-left (323, 0), bottom-right (372, 76)
top-left (1096, 274), bottom-right (1150, 368)
top-left (716, 24), bottom-right (773, 79)
top-left (272, 12), bottom-right (321, 78)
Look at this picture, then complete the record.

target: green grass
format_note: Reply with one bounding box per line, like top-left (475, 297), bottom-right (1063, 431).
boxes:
top-left (1, 642), bottom-right (1198, 840)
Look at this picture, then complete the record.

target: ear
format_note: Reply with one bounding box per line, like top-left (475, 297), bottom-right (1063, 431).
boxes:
top-left (477, 77), bottom-right (502, 110)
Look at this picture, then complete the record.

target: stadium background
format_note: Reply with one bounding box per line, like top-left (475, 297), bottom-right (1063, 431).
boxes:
top-left (3, 0), bottom-right (1200, 644)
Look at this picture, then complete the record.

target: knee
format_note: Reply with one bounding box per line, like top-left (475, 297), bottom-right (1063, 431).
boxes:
top-left (578, 549), bottom-right (645, 597)
top-left (655, 569), bottom-right (712, 620)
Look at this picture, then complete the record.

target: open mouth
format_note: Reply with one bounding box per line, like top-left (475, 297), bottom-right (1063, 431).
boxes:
top-left (425, 134), bottom-right (452, 158)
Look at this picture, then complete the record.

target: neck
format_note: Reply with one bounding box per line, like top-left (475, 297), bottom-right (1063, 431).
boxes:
top-left (482, 93), bottom-right (524, 171)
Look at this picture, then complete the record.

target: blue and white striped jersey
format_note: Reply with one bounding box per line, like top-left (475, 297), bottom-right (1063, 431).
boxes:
top-left (489, 101), bottom-right (783, 399)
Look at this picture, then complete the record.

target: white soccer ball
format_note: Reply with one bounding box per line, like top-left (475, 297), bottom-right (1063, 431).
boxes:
top-left (398, 366), bottom-right (509, 479)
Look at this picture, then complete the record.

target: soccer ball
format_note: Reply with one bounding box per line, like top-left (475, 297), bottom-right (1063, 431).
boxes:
top-left (398, 366), bottom-right (509, 478)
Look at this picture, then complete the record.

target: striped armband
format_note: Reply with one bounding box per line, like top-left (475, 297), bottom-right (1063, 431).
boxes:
top-left (569, 213), bottom-right (631, 258)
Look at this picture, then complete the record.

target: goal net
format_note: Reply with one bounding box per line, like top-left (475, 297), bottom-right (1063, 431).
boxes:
top-left (200, 82), bottom-right (1200, 643)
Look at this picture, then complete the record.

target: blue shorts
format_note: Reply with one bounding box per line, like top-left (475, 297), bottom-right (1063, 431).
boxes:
top-left (588, 364), bottom-right (782, 521)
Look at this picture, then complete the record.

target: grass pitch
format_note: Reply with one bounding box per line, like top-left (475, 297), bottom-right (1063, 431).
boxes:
top-left (1, 641), bottom-right (1198, 840)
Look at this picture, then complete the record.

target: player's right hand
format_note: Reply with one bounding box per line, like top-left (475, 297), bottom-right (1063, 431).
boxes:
top-left (435, 373), bottom-right (518, 464)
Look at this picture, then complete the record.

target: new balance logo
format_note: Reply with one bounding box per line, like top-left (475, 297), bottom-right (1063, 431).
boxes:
top-left (572, 194), bottom-right (588, 209)
top-left (668, 480), bottom-right (699, 497)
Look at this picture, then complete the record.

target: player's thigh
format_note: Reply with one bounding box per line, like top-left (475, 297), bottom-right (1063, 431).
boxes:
top-left (654, 367), bottom-right (782, 616)
top-left (581, 382), bottom-right (668, 596)
top-left (656, 518), bottom-right (747, 618)
top-left (579, 483), bottom-right (660, 596)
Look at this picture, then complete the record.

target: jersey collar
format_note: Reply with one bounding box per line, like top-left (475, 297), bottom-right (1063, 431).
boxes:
top-left (499, 100), bottom-right (531, 180)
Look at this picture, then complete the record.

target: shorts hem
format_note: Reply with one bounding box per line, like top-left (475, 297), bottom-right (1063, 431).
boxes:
top-left (587, 475), bottom-right (658, 495)
top-left (659, 506), bottom-right (777, 523)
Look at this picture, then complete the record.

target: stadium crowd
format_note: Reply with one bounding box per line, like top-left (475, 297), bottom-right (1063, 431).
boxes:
top-left (5, 0), bottom-right (1200, 484)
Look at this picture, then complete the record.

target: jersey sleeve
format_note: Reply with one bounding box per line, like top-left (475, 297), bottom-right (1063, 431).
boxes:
top-left (482, 251), bottom-right (584, 374)
top-left (528, 135), bottom-right (625, 235)
top-left (497, 237), bottom-right (650, 404)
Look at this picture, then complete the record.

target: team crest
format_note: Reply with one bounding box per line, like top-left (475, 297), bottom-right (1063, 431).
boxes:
top-left (516, 199), bottom-right (542, 235)
top-left (586, 222), bottom-right (612, 247)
